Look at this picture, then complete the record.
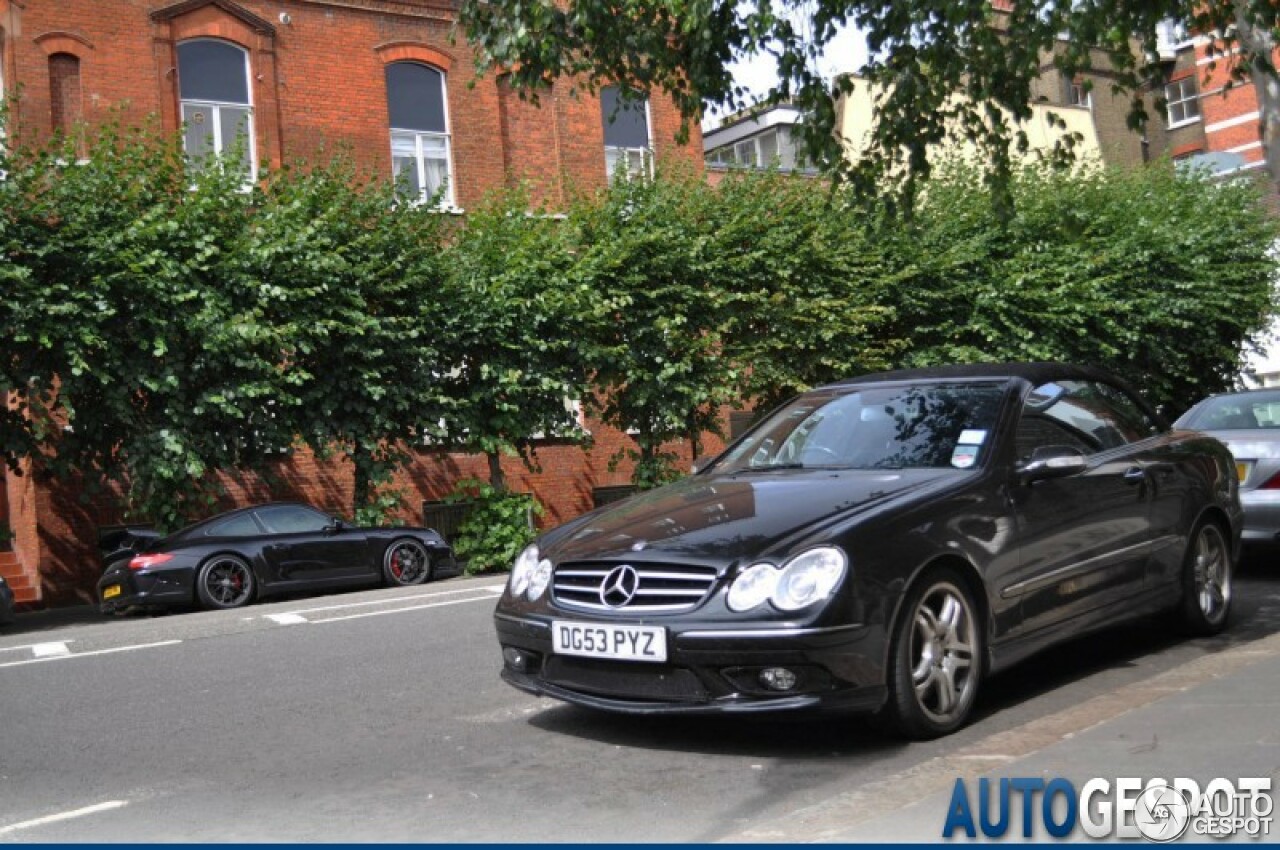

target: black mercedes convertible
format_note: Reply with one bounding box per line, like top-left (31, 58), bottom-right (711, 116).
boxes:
top-left (99, 502), bottom-right (458, 614)
top-left (493, 363), bottom-right (1240, 738)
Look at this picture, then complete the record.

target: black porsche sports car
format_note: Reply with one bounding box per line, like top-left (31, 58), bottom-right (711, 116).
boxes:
top-left (494, 363), bottom-right (1241, 738)
top-left (98, 502), bottom-right (458, 613)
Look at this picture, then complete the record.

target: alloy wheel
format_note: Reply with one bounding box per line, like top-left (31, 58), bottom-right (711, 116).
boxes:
top-left (1194, 524), bottom-right (1231, 625)
top-left (203, 557), bottom-right (252, 607)
top-left (909, 582), bottom-right (978, 725)
top-left (386, 541), bottom-right (429, 585)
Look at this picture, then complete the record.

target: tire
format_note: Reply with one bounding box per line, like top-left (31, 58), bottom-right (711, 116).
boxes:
top-left (1173, 521), bottom-right (1232, 636)
top-left (195, 554), bottom-right (256, 610)
top-left (879, 568), bottom-right (984, 739)
top-left (383, 539), bottom-right (432, 587)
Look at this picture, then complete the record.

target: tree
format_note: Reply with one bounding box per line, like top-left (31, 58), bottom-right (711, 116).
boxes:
top-left (891, 158), bottom-right (1278, 413)
top-left (1, 121), bottom-right (293, 529)
top-left (570, 167), bottom-right (739, 487)
top-left (710, 170), bottom-right (903, 412)
top-left (0, 116), bottom-right (453, 528)
top-left (242, 157), bottom-right (451, 520)
top-left (457, 0), bottom-right (1280, 210)
top-left (437, 187), bottom-right (593, 491)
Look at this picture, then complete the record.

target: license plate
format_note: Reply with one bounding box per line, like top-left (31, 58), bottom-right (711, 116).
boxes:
top-left (1236, 461), bottom-right (1250, 483)
top-left (103, 585), bottom-right (122, 600)
top-left (551, 620), bottom-right (667, 662)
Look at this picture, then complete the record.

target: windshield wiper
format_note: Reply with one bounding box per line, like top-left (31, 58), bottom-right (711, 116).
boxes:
top-left (732, 463), bottom-right (806, 474)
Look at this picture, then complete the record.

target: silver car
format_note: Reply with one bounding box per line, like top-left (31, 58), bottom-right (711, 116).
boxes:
top-left (1176, 389), bottom-right (1280, 546)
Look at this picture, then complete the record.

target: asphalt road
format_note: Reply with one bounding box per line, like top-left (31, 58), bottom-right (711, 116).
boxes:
top-left (1, 560), bottom-right (1278, 842)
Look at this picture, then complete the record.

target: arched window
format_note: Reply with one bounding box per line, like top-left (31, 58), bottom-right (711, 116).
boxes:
top-left (177, 39), bottom-right (254, 174)
top-left (385, 62), bottom-right (452, 205)
top-left (600, 86), bottom-right (652, 179)
top-left (49, 52), bottom-right (82, 134)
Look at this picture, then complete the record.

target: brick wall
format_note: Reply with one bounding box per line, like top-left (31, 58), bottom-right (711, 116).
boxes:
top-left (0, 0), bottom-right (702, 203)
top-left (0, 0), bottom-right (712, 607)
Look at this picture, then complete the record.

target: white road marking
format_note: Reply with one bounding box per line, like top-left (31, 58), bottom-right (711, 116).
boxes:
top-left (0, 641), bottom-right (75, 654)
top-left (254, 581), bottom-right (504, 622)
top-left (0, 640), bottom-right (182, 669)
top-left (265, 613), bottom-right (309, 626)
top-left (0, 800), bottom-right (128, 835)
top-left (31, 642), bottom-right (71, 658)
top-left (266, 583), bottom-right (505, 618)
top-left (312, 595), bottom-right (498, 624)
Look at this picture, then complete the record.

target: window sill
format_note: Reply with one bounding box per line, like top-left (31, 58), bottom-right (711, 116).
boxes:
top-left (1167, 116), bottom-right (1202, 131)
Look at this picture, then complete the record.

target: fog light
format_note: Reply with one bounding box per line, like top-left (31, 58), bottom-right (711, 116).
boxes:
top-left (503, 647), bottom-right (531, 672)
top-left (759, 667), bottom-right (798, 692)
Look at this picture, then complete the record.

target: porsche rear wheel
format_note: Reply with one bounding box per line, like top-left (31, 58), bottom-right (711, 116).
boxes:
top-left (196, 555), bottom-right (256, 610)
top-left (383, 539), bottom-right (432, 586)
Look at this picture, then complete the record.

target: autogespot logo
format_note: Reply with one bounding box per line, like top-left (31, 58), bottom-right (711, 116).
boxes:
top-left (942, 776), bottom-right (1273, 841)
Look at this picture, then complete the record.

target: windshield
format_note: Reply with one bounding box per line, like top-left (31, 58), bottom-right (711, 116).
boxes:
top-left (712, 382), bottom-right (1008, 473)
top-left (1182, 391), bottom-right (1280, 430)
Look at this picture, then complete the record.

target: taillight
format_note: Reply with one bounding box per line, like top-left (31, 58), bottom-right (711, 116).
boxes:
top-left (1258, 472), bottom-right (1280, 490)
top-left (129, 553), bottom-right (174, 570)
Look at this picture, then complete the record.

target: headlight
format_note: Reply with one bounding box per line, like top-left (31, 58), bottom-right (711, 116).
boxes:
top-left (725, 547), bottom-right (847, 612)
top-left (773, 547), bottom-right (847, 611)
top-left (510, 544), bottom-right (539, 597)
top-left (526, 558), bottom-right (553, 601)
top-left (727, 563), bottom-right (779, 612)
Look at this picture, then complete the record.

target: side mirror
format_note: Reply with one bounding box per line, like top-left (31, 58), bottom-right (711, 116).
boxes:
top-left (1016, 446), bottom-right (1087, 484)
top-left (324, 518), bottom-right (346, 534)
top-left (691, 454), bottom-right (717, 475)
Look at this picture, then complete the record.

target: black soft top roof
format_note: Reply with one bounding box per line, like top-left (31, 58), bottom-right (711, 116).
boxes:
top-left (821, 362), bottom-right (1119, 389)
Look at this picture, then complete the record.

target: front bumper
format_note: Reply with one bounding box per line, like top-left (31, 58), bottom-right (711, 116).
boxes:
top-left (97, 565), bottom-right (195, 614)
top-left (494, 611), bottom-right (887, 715)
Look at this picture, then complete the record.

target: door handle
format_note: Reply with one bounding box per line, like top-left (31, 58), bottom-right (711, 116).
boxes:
top-left (1123, 467), bottom-right (1146, 483)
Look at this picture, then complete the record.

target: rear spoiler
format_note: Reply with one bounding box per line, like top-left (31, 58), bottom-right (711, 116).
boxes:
top-left (98, 524), bottom-right (162, 566)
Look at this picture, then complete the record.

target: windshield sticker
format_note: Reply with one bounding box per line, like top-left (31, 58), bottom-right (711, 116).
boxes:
top-left (951, 446), bottom-right (978, 469)
top-left (958, 429), bottom-right (987, 445)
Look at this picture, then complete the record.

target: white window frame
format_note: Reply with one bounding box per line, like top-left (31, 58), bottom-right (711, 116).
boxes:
top-left (390, 126), bottom-right (455, 209)
top-left (387, 63), bottom-right (456, 210)
top-left (1165, 77), bottom-right (1201, 128)
top-left (178, 39), bottom-right (257, 179)
top-left (603, 97), bottom-right (654, 180)
top-left (1066, 80), bottom-right (1091, 109)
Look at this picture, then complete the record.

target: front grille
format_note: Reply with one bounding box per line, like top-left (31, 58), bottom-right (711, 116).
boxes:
top-left (552, 561), bottom-right (719, 613)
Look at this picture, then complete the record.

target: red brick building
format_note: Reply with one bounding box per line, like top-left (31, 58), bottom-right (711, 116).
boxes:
top-left (0, 0), bottom-right (710, 607)
top-left (1174, 33), bottom-right (1270, 182)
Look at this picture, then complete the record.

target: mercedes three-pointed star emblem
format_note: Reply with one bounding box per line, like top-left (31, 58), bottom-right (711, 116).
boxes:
top-left (600, 564), bottom-right (640, 608)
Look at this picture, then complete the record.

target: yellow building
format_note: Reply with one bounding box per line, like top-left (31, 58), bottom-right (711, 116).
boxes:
top-left (834, 75), bottom-right (1103, 168)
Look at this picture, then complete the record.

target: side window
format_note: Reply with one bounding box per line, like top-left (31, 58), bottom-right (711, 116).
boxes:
top-left (204, 513), bottom-right (261, 537)
top-left (1089, 381), bottom-right (1160, 441)
top-left (177, 39), bottom-right (255, 175)
top-left (255, 506), bottom-right (330, 535)
top-left (1017, 379), bottom-right (1154, 459)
